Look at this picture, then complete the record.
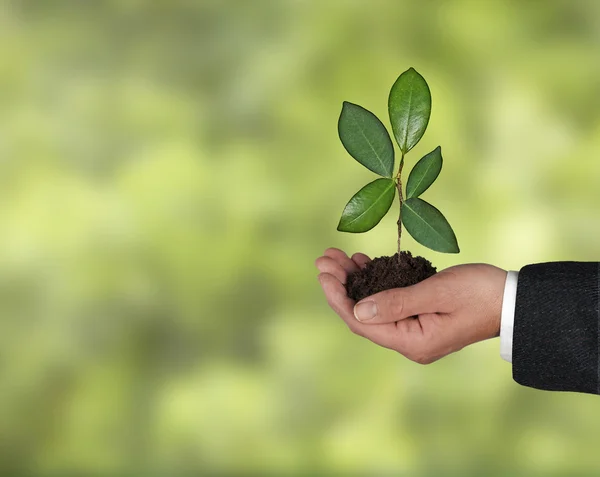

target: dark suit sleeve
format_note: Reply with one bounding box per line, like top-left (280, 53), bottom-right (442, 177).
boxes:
top-left (513, 262), bottom-right (600, 394)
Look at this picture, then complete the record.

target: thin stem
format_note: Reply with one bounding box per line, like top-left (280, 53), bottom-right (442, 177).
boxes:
top-left (396, 153), bottom-right (404, 256)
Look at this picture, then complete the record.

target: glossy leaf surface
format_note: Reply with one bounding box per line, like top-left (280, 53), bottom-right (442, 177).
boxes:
top-left (338, 101), bottom-right (395, 177)
top-left (337, 178), bottom-right (396, 233)
top-left (388, 68), bottom-right (431, 154)
top-left (401, 197), bottom-right (459, 253)
top-left (406, 146), bottom-right (443, 199)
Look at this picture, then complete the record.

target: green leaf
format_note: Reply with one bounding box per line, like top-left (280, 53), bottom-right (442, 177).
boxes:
top-left (401, 197), bottom-right (459, 253)
top-left (338, 178), bottom-right (396, 233)
top-left (338, 101), bottom-right (395, 178)
top-left (388, 68), bottom-right (431, 154)
top-left (406, 146), bottom-right (443, 199)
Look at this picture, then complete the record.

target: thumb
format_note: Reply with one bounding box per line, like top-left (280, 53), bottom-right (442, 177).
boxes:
top-left (353, 277), bottom-right (444, 324)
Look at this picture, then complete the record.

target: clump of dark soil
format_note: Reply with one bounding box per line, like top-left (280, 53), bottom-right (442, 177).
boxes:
top-left (346, 251), bottom-right (437, 302)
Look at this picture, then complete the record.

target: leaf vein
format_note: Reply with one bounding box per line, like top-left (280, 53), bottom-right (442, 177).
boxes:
top-left (402, 78), bottom-right (414, 152)
top-left (404, 201), bottom-right (452, 246)
top-left (349, 113), bottom-right (389, 176)
top-left (345, 182), bottom-right (395, 226)
top-left (409, 160), bottom-right (435, 197)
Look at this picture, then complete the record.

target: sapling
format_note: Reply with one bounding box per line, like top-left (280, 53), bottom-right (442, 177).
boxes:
top-left (337, 67), bottom-right (459, 301)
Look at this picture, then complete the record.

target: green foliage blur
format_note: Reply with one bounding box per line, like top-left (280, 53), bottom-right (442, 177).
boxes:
top-left (2, 1), bottom-right (600, 475)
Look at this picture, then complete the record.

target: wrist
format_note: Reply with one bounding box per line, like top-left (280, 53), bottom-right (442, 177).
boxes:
top-left (493, 270), bottom-right (508, 338)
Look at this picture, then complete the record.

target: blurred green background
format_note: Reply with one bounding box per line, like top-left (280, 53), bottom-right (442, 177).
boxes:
top-left (2, 0), bottom-right (600, 475)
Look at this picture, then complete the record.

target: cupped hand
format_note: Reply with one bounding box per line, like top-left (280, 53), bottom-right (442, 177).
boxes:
top-left (316, 248), bottom-right (507, 364)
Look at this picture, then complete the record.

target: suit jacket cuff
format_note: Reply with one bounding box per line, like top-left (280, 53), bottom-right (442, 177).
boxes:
top-left (513, 262), bottom-right (600, 394)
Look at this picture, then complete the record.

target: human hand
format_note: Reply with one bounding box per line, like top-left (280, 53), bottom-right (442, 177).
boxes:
top-left (316, 248), bottom-right (507, 364)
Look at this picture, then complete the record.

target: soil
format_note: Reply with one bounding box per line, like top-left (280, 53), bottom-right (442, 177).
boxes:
top-left (345, 251), bottom-right (437, 302)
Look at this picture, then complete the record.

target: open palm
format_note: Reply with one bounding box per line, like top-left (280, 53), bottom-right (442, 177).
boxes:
top-left (316, 248), bottom-right (506, 364)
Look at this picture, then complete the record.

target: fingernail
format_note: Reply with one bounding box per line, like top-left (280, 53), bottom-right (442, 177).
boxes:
top-left (354, 301), bottom-right (377, 322)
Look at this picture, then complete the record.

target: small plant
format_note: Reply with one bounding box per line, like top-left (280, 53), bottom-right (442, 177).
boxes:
top-left (337, 68), bottom-right (459, 300)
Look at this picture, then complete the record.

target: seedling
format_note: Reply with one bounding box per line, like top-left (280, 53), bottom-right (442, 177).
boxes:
top-left (338, 67), bottom-right (459, 253)
top-left (337, 68), bottom-right (459, 300)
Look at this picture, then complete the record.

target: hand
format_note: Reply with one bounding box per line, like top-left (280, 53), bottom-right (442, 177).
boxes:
top-left (316, 248), bottom-right (507, 364)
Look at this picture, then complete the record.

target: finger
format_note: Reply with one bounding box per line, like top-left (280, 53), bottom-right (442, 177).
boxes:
top-left (351, 252), bottom-right (371, 269)
top-left (318, 272), bottom-right (398, 349)
top-left (315, 255), bottom-right (347, 283)
top-left (324, 248), bottom-right (359, 275)
top-left (353, 274), bottom-right (451, 324)
top-left (318, 272), bottom-right (351, 317)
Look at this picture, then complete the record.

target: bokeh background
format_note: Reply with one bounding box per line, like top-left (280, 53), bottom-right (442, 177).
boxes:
top-left (2, 0), bottom-right (600, 475)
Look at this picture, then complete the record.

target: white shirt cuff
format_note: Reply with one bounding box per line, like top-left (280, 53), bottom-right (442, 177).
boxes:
top-left (500, 270), bottom-right (519, 363)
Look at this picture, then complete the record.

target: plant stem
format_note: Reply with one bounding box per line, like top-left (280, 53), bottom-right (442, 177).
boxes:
top-left (396, 154), bottom-right (404, 257)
